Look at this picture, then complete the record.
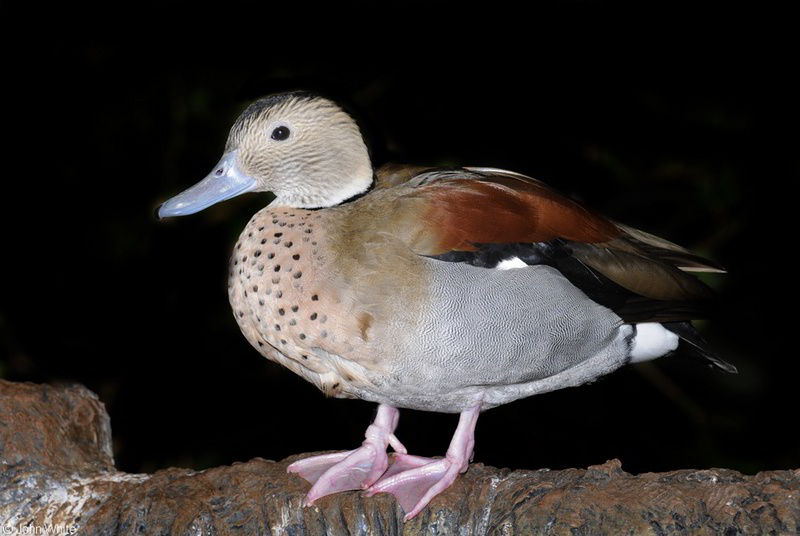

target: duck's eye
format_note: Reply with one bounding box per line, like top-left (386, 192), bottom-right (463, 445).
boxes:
top-left (271, 126), bottom-right (290, 141)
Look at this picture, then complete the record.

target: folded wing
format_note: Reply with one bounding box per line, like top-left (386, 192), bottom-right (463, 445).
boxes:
top-left (383, 165), bottom-right (723, 324)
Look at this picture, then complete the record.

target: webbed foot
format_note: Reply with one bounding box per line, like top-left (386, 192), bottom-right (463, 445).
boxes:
top-left (366, 405), bottom-right (480, 520)
top-left (287, 404), bottom-right (406, 505)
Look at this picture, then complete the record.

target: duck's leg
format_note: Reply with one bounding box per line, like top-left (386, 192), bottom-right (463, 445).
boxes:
top-left (366, 404), bottom-right (481, 520)
top-left (287, 404), bottom-right (407, 505)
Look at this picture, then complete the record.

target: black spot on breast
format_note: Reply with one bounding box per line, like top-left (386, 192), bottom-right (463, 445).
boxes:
top-left (302, 354), bottom-right (308, 360)
top-left (274, 232), bottom-right (283, 237)
top-left (278, 308), bottom-right (285, 316)
top-left (254, 250), bottom-right (261, 257)
top-left (268, 253), bottom-right (275, 259)
top-left (291, 305), bottom-right (298, 312)
top-left (311, 294), bottom-right (319, 301)
top-left (261, 238), bottom-right (267, 244)
top-left (293, 271), bottom-right (302, 279)
top-left (293, 254), bottom-right (300, 260)
top-left (276, 291), bottom-right (283, 298)
top-left (289, 319), bottom-right (296, 326)
top-left (299, 333), bottom-right (306, 340)
top-left (274, 265), bottom-right (281, 272)
top-left (258, 226), bottom-right (264, 231)
top-left (259, 299), bottom-right (264, 306)
top-left (310, 313), bottom-right (317, 320)
top-left (252, 285), bottom-right (258, 292)
top-left (284, 241), bottom-right (293, 248)
top-left (258, 341), bottom-right (263, 346)
top-left (275, 324), bottom-right (281, 331)
top-left (281, 339), bottom-right (287, 344)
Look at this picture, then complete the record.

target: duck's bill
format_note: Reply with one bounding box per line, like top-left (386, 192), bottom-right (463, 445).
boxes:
top-left (157, 152), bottom-right (256, 218)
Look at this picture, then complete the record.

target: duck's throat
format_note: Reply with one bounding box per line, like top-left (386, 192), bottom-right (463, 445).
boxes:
top-left (274, 170), bottom-right (374, 209)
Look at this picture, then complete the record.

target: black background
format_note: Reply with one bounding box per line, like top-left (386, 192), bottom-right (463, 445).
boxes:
top-left (2, 9), bottom-right (795, 478)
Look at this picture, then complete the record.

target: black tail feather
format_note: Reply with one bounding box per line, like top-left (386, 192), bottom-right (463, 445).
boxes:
top-left (664, 322), bottom-right (737, 373)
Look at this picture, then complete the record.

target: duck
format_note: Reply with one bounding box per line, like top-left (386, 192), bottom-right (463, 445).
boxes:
top-left (157, 91), bottom-right (735, 521)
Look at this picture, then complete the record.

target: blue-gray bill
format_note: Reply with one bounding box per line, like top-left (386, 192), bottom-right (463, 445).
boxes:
top-left (157, 151), bottom-right (255, 219)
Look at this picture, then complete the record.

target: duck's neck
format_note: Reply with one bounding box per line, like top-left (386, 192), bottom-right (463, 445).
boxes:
top-left (273, 166), bottom-right (375, 209)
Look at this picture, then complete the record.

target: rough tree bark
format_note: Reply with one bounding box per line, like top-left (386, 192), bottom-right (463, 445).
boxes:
top-left (0, 380), bottom-right (797, 535)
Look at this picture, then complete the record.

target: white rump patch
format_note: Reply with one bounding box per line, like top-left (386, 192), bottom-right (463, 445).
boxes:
top-left (496, 257), bottom-right (527, 270)
top-left (629, 322), bottom-right (679, 363)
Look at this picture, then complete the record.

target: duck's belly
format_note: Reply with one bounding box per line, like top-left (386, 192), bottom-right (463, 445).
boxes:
top-left (228, 207), bottom-right (631, 413)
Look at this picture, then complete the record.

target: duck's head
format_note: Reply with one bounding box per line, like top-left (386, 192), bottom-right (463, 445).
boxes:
top-left (158, 92), bottom-right (373, 218)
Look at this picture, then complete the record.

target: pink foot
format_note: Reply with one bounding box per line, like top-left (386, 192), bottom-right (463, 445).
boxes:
top-left (367, 405), bottom-right (481, 520)
top-left (287, 405), bottom-right (406, 505)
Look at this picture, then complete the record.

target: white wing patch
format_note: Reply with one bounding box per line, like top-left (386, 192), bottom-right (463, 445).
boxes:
top-left (496, 257), bottom-right (528, 270)
top-left (629, 322), bottom-right (679, 362)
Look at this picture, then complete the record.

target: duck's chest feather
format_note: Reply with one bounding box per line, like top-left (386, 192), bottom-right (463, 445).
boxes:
top-left (227, 204), bottom-right (430, 399)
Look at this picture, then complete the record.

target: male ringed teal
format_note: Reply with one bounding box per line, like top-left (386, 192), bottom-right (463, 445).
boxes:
top-left (158, 91), bottom-right (734, 521)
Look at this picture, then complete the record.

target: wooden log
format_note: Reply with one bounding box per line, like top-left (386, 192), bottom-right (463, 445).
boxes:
top-left (1, 380), bottom-right (797, 535)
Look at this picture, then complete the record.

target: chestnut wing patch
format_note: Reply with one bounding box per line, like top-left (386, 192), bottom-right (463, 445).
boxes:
top-left (419, 178), bottom-right (620, 253)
